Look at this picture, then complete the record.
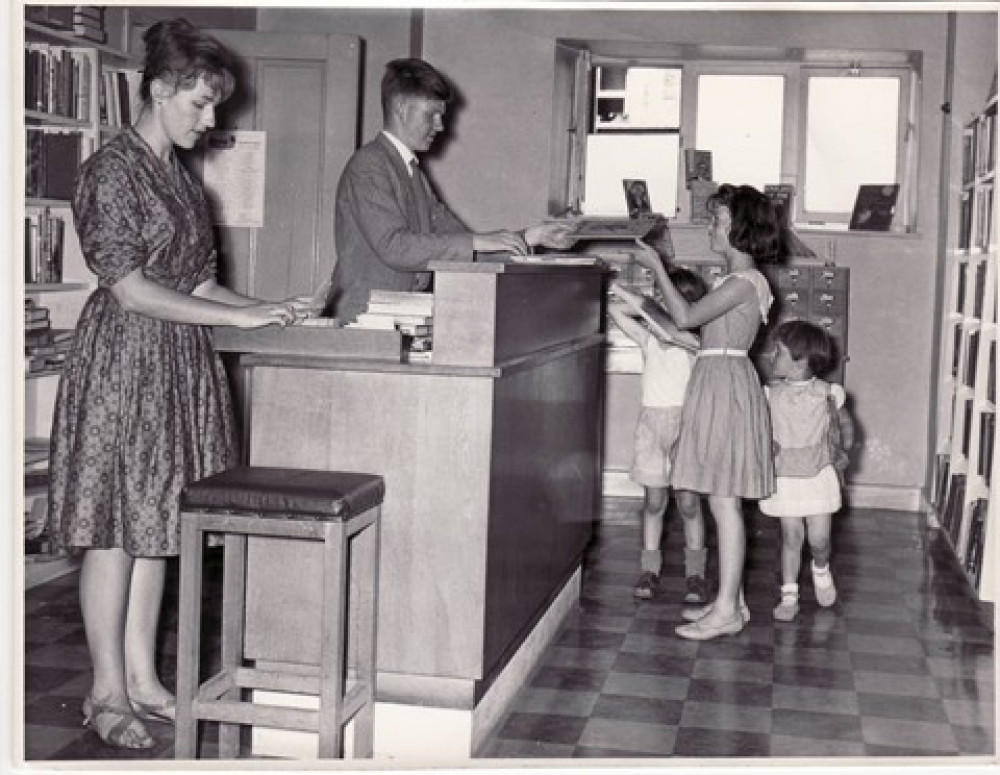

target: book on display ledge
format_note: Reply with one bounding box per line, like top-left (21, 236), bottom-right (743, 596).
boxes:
top-left (611, 282), bottom-right (699, 353)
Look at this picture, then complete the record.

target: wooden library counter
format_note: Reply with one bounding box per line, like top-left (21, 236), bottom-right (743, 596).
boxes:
top-left (216, 259), bottom-right (607, 758)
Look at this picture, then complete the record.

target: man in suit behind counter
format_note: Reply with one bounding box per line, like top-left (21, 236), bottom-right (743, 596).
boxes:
top-left (328, 58), bottom-right (575, 321)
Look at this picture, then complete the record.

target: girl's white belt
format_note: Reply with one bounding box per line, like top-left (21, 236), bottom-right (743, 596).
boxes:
top-left (698, 348), bottom-right (749, 357)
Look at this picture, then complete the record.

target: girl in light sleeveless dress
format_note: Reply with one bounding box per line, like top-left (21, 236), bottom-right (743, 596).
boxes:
top-left (635, 184), bottom-right (778, 641)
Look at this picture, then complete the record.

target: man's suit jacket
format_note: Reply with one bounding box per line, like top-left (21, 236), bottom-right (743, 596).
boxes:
top-left (329, 133), bottom-right (473, 321)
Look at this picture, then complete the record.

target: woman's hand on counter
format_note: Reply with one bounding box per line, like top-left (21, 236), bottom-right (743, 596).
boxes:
top-left (230, 301), bottom-right (302, 329)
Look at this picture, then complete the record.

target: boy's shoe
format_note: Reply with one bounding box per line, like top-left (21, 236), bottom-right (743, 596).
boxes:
top-left (633, 571), bottom-right (660, 599)
top-left (683, 574), bottom-right (708, 604)
top-left (812, 562), bottom-right (838, 607)
top-left (773, 584), bottom-right (800, 622)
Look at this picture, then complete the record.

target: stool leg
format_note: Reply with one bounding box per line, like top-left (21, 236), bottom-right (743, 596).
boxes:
top-left (218, 532), bottom-right (248, 758)
top-left (351, 511), bottom-right (380, 757)
top-left (317, 522), bottom-right (348, 758)
top-left (175, 517), bottom-right (203, 759)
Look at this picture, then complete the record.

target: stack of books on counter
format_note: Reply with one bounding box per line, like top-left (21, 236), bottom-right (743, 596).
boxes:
top-left (25, 299), bottom-right (74, 374)
top-left (348, 290), bottom-right (434, 362)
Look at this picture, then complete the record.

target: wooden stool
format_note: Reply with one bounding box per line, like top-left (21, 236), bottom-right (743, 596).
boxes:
top-left (174, 466), bottom-right (383, 760)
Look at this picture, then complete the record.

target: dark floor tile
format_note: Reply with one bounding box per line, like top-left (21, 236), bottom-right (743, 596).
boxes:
top-left (612, 650), bottom-right (696, 679)
top-left (672, 726), bottom-right (771, 757)
top-left (685, 677), bottom-right (772, 707)
top-left (772, 663), bottom-right (855, 691)
top-left (496, 712), bottom-right (587, 746)
top-left (24, 665), bottom-right (83, 695)
top-left (771, 707), bottom-right (863, 741)
top-left (528, 665), bottom-right (608, 693)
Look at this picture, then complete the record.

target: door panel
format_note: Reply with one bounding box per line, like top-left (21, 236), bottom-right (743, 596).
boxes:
top-left (207, 31), bottom-right (360, 301)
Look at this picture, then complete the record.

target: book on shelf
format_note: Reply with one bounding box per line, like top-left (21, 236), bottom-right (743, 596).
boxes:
top-left (943, 473), bottom-right (967, 546)
top-left (959, 190), bottom-right (973, 251)
top-left (951, 325), bottom-right (963, 378)
top-left (965, 330), bottom-right (979, 387)
top-left (25, 127), bottom-right (87, 200)
top-left (962, 398), bottom-right (974, 457)
top-left (684, 149), bottom-right (712, 185)
top-left (979, 412), bottom-right (995, 486)
top-left (974, 184), bottom-right (994, 250)
top-left (100, 67), bottom-right (142, 128)
top-left (989, 340), bottom-right (996, 404)
top-left (964, 498), bottom-right (989, 590)
top-left (972, 261), bottom-right (986, 318)
top-left (25, 43), bottom-right (93, 121)
top-left (24, 208), bottom-right (65, 284)
top-left (933, 453), bottom-right (951, 508)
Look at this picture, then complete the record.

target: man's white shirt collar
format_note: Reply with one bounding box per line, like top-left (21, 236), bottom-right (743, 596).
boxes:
top-left (382, 130), bottom-right (417, 174)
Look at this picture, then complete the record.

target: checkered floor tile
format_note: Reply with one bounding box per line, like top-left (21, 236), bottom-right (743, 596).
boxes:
top-left (18, 503), bottom-right (996, 763)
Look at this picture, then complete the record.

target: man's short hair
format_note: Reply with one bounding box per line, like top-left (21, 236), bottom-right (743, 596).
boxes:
top-left (381, 58), bottom-right (452, 116)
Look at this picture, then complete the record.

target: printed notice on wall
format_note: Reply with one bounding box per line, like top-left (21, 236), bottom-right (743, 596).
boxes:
top-left (201, 130), bottom-right (266, 227)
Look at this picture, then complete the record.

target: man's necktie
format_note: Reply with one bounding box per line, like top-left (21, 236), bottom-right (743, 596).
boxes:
top-left (409, 158), bottom-right (432, 233)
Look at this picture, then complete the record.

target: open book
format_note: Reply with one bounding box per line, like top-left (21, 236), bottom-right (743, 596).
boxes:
top-left (611, 282), bottom-right (699, 353)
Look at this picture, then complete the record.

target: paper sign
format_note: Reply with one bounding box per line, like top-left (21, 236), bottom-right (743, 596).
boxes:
top-left (201, 130), bottom-right (267, 227)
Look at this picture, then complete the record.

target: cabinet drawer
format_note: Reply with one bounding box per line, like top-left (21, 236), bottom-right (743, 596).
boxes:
top-left (811, 289), bottom-right (848, 315)
top-left (812, 314), bottom-right (847, 342)
top-left (775, 266), bottom-right (812, 290)
top-left (775, 288), bottom-right (810, 317)
top-left (811, 266), bottom-right (849, 291)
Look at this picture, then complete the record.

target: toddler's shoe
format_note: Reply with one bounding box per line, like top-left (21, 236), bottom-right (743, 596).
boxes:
top-left (773, 583), bottom-right (800, 622)
top-left (633, 571), bottom-right (659, 600)
top-left (683, 574), bottom-right (708, 604)
top-left (812, 561), bottom-right (837, 607)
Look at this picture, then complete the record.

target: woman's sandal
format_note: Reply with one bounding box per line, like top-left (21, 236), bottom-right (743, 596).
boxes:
top-left (81, 695), bottom-right (155, 750)
top-left (129, 696), bottom-right (176, 725)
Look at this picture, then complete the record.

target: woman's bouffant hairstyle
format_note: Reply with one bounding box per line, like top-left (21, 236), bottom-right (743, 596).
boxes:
top-left (381, 58), bottom-right (452, 117)
top-left (774, 318), bottom-right (836, 377)
top-left (139, 18), bottom-right (236, 105)
top-left (708, 183), bottom-right (780, 261)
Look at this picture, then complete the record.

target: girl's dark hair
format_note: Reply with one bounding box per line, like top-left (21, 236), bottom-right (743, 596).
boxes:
top-left (774, 318), bottom-right (836, 377)
top-left (708, 183), bottom-right (779, 261)
top-left (382, 58), bottom-right (452, 117)
top-left (140, 18), bottom-right (236, 105)
top-left (668, 266), bottom-right (709, 305)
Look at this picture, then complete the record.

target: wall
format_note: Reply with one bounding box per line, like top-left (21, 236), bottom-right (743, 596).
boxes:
top-left (407, 7), bottom-right (991, 505)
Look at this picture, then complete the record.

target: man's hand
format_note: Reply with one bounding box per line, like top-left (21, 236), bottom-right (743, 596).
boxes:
top-left (473, 230), bottom-right (529, 255)
top-left (524, 221), bottom-right (578, 250)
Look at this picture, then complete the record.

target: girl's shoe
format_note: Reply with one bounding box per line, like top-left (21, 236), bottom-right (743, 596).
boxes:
top-left (675, 612), bottom-right (745, 641)
top-left (773, 583), bottom-right (800, 621)
top-left (130, 696), bottom-right (176, 725)
top-left (82, 695), bottom-right (155, 750)
top-left (681, 600), bottom-right (750, 624)
top-left (811, 562), bottom-right (838, 607)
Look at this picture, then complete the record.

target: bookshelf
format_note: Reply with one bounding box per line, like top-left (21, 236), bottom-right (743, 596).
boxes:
top-left (22, 6), bottom-right (134, 586)
top-left (932, 87), bottom-right (997, 602)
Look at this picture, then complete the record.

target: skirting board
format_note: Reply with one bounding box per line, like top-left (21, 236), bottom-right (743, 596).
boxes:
top-left (250, 566), bottom-right (582, 763)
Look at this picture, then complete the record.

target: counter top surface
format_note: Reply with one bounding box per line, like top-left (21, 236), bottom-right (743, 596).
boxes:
top-left (429, 256), bottom-right (609, 274)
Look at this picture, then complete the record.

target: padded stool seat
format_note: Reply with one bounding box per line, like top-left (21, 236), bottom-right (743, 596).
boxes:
top-left (174, 466), bottom-right (383, 760)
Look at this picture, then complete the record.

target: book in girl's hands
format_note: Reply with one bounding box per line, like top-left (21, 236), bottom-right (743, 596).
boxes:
top-left (611, 282), bottom-right (699, 352)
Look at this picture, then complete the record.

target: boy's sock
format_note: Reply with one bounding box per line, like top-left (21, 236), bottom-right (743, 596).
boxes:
top-left (683, 547), bottom-right (707, 579)
top-left (811, 560), bottom-right (837, 607)
top-left (641, 549), bottom-right (662, 575)
top-left (773, 582), bottom-right (799, 622)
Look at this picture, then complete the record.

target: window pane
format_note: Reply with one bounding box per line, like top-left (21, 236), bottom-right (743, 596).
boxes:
top-left (805, 77), bottom-right (900, 213)
top-left (696, 75), bottom-right (784, 190)
top-left (583, 134), bottom-right (680, 216)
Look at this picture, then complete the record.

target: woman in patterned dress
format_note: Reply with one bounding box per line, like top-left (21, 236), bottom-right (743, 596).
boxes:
top-left (47, 19), bottom-right (311, 749)
top-left (634, 184), bottom-right (778, 642)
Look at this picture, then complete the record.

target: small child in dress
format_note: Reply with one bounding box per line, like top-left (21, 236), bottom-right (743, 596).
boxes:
top-left (759, 319), bottom-right (854, 621)
top-left (609, 265), bottom-right (709, 603)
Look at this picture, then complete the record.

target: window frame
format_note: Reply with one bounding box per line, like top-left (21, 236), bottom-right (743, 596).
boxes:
top-left (796, 64), bottom-right (915, 227)
top-left (563, 46), bottom-right (920, 231)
